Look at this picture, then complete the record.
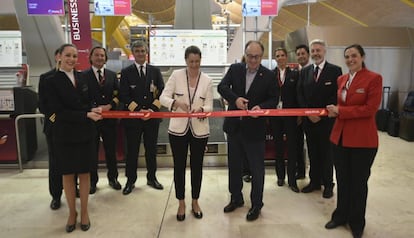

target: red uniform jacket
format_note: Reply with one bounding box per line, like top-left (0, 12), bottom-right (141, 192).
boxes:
top-left (330, 68), bottom-right (382, 148)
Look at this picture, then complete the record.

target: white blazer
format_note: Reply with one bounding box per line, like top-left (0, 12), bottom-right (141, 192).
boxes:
top-left (160, 68), bottom-right (213, 138)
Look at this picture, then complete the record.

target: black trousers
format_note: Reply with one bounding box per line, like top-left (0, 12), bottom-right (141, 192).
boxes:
top-left (304, 119), bottom-right (334, 188)
top-left (296, 122), bottom-right (306, 177)
top-left (46, 132), bottom-right (62, 200)
top-left (331, 142), bottom-right (377, 234)
top-left (90, 119), bottom-right (118, 186)
top-left (169, 130), bottom-right (208, 200)
top-left (227, 131), bottom-right (265, 208)
top-left (124, 118), bottom-right (160, 184)
top-left (270, 116), bottom-right (298, 185)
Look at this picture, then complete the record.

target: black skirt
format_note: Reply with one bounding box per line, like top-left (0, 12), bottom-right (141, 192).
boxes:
top-left (55, 140), bottom-right (95, 175)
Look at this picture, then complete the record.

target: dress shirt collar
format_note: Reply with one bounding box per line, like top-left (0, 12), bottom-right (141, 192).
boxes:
top-left (134, 62), bottom-right (147, 71)
top-left (245, 64), bottom-right (259, 74)
top-left (313, 60), bottom-right (326, 71)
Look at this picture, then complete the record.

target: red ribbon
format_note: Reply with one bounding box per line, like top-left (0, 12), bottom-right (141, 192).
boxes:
top-left (101, 108), bottom-right (327, 119)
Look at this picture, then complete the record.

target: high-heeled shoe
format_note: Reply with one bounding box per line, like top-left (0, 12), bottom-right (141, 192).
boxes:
top-left (176, 213), bottom-right (185, 221)
top-left (191, 208), bottom-right (203, 219)
top-left (65, 213), bottom-right (77, 233)
top-left (80, 222), bottom-right (91, 231)
top-left (176, 205), bottom-right (186, 221)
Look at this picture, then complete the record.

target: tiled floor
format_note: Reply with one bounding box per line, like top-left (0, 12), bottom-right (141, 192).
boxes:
top-left (0, 132), bottom-right (413, 238)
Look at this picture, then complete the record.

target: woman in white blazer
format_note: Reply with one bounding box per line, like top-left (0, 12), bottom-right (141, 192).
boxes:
top-left (160, 45), bottom-right (213, 221)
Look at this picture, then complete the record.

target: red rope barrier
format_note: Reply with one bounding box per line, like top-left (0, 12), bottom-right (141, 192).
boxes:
top-left (101, 108), bottom-right (328, 119)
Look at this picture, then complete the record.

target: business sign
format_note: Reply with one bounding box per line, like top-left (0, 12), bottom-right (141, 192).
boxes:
top-left (68, 0), bottom-right (92, 70)
top-left (242, 0), bottom-right (279, 16)
top-left (149, 30), bottom-right (227, 66)
top-left (26, 0), bottom-right (64, 15)
top-left (94, 0), bottom-right (132, 16)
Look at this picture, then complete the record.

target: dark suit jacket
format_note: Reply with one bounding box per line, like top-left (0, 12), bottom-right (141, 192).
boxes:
top-left (38, 69), bottom-right (57, 135)
top-left (82, 67), bottom-right (119, 109)
top-left (274, 67), bottom-right (299, 109)
top-left (119, 63), bottom-right (164, 112)
top-left (47, 70), bottom-right (95, 143)
top-left (218, 63), bottom-right (278, 141)
top-left (297, 61), bottom-right (342, 124)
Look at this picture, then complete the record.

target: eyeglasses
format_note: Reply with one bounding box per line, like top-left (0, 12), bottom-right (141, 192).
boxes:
top-left (245, 54), bottom-right (262, 60)
top-left (134, 49), bottom-right (147, 54)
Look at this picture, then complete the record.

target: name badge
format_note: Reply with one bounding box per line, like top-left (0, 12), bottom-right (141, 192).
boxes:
top-left (325, 81), bottom-right (332, 85)
top-left (150, 81), bottom-right (156, 93)
top-left (356, 88), bottom-right (365, 93)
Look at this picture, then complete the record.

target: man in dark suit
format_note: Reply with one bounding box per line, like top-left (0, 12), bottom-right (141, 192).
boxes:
top-left (82, 46), bottom-right (121, 193)
top-left (271, 48), bottom-right (300, 193)
top-left (119, 40), bottom-right (165, 195)
top-left (295, 44), bottom-right (311, 180)
top-left (38, 48), bottom-right (62, 210)
top-left (297, 39), bottom-right (342, 198)
top-left (218, 41), bottom-right (278, 221)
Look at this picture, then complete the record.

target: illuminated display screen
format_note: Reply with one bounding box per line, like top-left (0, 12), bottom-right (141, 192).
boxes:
top-left (242, 0), bottom-right (278, 16)
top-left (94, 0), bottom-right (132, 16)
top-left (26, 0), bottom-right (64, 15)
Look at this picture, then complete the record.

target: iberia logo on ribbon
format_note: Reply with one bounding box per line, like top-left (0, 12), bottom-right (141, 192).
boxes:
top-left (102, 108), bottom-right (328, 119)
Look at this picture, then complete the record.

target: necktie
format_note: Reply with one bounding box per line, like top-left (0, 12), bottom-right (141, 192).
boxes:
top-left (97, 69), bottom-right (104, 85)
top-left (140, 65), bottom-right (145, 79)
top-left (313, 66), bottom-right (319, 82)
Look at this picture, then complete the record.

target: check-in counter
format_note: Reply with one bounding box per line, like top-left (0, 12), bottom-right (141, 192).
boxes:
top-left (0, 86), bottom-right (38, 163)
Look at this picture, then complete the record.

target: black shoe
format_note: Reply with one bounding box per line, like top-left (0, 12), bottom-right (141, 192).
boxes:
top-left (323, 186), bottom-right (334, 198)
top-left (147, 179), bottom-right (164, 190)
top-left (277, 179), bottom-right (285, 187)
top-left (50, 199), bottom-right (61, 210)
top-left (223, 200), bottom-right (244, 213)
top-left (65, 224), bottom-right (76, 233)
top-left (289, 184), bottom-right (300, 193)
top-left (242, 175), bottom-right (252, 182)
top-left (192, 209), bottom-right (203, 219)
top-left (176, 213), bottom-right (185, 221)
top-left (89, 185), bottom-right (97, 194)
top-left (352, 230), bottom-right (363, 238)
top-left (80, 222), bottom-right (91, 231)
top-left (122, 183), bottom-right (135, 195)
top-left (109, 179), bottom-right (122, 190)
top-left (65, 213), bottom-right (77, 233)
top-left (325, 220), bottom-right (345, 229)
top-left (301, 183), bottom-right (321, 193)
top-left (246, 206), bottom-right (261, 221)
top-left (76, 187), bottom-right (80, 198)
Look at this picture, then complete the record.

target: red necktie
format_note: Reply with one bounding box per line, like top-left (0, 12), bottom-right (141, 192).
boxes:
top-left (278, 70), bottom-right (283, 87)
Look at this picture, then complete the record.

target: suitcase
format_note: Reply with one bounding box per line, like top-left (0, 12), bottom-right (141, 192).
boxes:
top-left (403, 91), bottom-right (414, 112)
top-left (387, 112), bottom-right (400, 137)
top-left (376, 86), bottom-right (391, 131)
top-left (399, 112), bottom-right (414, 141)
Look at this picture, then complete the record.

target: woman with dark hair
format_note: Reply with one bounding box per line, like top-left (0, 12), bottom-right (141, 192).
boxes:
top-left (47, 44), bottom-right (102, 232)
top-left (325, 44), bottom-right (382, 238)
top-left (160, 45), bottom-right (213, 221)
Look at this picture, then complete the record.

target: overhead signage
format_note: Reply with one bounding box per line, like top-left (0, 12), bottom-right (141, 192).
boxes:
top-left (242, 0), bottom-right (279, 16)
top-left (26, 0), bottom-right (64, 15)
top-left (68, 0), bottom-right (92, 70)
top-left (94, 0), bottom-right (132, 16)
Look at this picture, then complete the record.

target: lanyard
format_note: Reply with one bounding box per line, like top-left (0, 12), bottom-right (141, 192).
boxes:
top-left (186, 69), bottom-right (201, 110)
